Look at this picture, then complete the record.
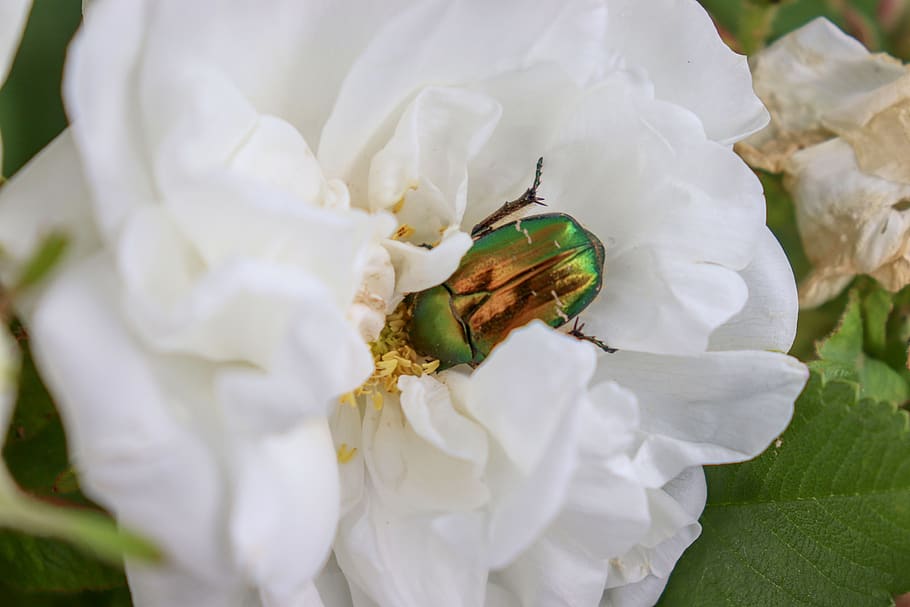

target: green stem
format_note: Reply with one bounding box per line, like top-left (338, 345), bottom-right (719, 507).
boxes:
top-left (0, 469), bottom-right (161, 564)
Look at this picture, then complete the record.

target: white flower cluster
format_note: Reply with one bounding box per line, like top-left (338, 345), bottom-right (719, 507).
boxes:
top-left (0, 1), bottom-right (807, 606)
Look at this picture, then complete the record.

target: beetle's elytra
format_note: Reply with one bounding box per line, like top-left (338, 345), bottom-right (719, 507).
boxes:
top-left (406, 158), bottom-right (608, 370)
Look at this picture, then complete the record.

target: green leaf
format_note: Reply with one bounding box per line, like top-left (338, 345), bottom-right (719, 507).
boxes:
top-left (0, 583), bottom-right (131, 607)
top-left (659, 372), bottom-right (910, 606)
top-left (813, 291), bottom-right (909, 406)
top-left (0, 530), bottom-right (125, 593)
top-left (12, 232), bottom-right (69, 292)
top-left (863, 288), bottom-right (893, 357)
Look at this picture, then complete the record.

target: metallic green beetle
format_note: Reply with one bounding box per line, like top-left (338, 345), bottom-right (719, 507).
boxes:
top-left (406, 158), bottom-right (609, 369)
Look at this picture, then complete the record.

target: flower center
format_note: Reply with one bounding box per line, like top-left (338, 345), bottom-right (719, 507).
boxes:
top-left (339, 302), bottom-right (440, 411)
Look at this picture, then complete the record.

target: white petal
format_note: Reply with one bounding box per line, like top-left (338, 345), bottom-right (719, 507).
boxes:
top-left (0, 328), bottom-right (18, 451)
top-left (329, 404), bottom-right (365, 517)
top-left (30, 256), bottom-right (227, 582)
top-left (230, 419), bottom-right (340, 604)
top-left (464, 323), bottom-right (595, 476)
top-left (463, 66), bottom-right (585, 226)
top-left (399, 374), bottom-right (488, 473)
top-left (318, 0), bottom-right (610, 178)
top-left (0, 131), bottom-right (101, 311)
top-left (212, 295), bottom-right (374, 435)
top-left (596, 350), bottom-right (808, 486)
top-left (540, 77), bottom-right (762, 353)
top-left (336, 497), bottom-right (487, 607)
top-left (603, 468), bottom-right (706, 607)
top-left (312, 555), bottom-right (354, 607)
top-left (125, 561), bottom-right (249, 607)
top-left (604, 0), bottom-right (769, 143)
top-left (384, 230), bottom-right (473, 296)
top-left (65, 0), bottom-right (157, 238)
top-left (361, 392), bottom-right (489, 512)
top-left (0, 0), bottom-right (30, 84)
top-left (229, 115), bottom-right (336, 206)
top-left (499, 533), bottom-right (609, 607)
top-left (709, 227), bottom-right (799, 352)
top-left (462, 323), bottom-right (597, 566)
top-left (368, 86), bottom-right (501, 236)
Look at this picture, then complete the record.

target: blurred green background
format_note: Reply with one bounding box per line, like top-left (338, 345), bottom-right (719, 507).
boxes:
top-left (0, 0), bottom-right (908, 605)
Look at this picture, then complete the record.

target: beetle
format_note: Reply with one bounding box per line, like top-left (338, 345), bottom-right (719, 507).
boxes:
top-left (406, 157), bottom-right (613, 369)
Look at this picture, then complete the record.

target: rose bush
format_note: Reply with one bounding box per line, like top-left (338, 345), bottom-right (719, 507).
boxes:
top-left (0, 1), bottom-right (807, 606)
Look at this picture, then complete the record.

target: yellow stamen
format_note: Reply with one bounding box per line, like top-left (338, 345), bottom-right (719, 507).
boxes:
top-left (392, 223), bottom-right (415, 240)
top-left (344, 302), bottom-right (441, 410)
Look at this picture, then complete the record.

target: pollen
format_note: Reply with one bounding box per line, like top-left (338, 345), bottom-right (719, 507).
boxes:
top-left (343, 302), bottom-right (440, 410)
top-left (337, 443), bottom-right (358, 464)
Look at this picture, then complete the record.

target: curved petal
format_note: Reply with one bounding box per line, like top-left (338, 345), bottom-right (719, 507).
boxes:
top-left (336, 497), bottom-right (487, 607)
top-left (318, 0), bottom-right (610, 178)
top-left (603, 468), bottom-right (706, 607)
top-left (709, 227), bottom-right (799, 352)
top-left (0, 0), bottom-right (30, 84)
top-left (0, 131), bottom-right (102, 311)
top-left (125, 561), bottom-right (247, 607)
top-left (367, 86), bottom-right (502, 233)
top-left (230, 419), bottom-right (340, 604)
top-left (462, 323), bottom-right (597, 566)
top-left (30, 255), bottom-right (227, 583)
top-left (539, 77), bottom-right (762, 354)
top-left (604, 0), bottom-right (769, 144)
top-left (383, 231), bottom-right (473, 296)
top-left (595, 350), bottom-right (808, 486)
top-left (361, 392), bottom-right (489, 513)
top-left (64, 0), bottom-right (157, 239)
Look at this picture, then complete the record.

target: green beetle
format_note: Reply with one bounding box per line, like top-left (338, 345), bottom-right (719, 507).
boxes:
top-left (406, 158), bottom-right (611, 369)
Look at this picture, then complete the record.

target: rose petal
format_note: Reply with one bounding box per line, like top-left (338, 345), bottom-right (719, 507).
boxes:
top-left (318, 0), bottom-right (610, 178)
top-left (230, 419), bottom-right (340, 603)
top-left (604, 467), bottom-right (706, 606)
top-left (709, 227), bottom-right (799, 352)
top-left (367, 86), bottom-right (502, 239)
top-left (595, 350), bottom-right (807, 486)
top-left (361, 392), bottom-right (489, 512)
top-left (0, 131), bottom-right (101, 311)
top-left (336, 497), bottom-right (487, 607)
top-left (462, 323), bottom-right (597, 566)
top-left (0, 0), bottom-right (29, 84)
top-left (604, 0), bottom-right (768, 144)
top-left (30, 256), bottom-right (226, 581)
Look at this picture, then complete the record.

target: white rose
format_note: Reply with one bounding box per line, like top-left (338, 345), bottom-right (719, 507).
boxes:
top-left (0, 1), bottom-right (807, 606)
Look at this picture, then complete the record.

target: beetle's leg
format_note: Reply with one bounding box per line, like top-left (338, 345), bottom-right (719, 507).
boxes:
top-left (471, 157), bottom-right (548, 238)
top-left (569, 318), bottom-right (617, 353)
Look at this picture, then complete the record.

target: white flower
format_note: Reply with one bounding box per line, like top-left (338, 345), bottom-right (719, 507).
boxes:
top-left (740, 18), bottom-right (910, 307)
top-left (0, 1), bottom-right (807, 607)
top-left (0, 0), bottom-right (31, 173)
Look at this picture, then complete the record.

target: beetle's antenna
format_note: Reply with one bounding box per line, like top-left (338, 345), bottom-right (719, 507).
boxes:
top-left (530, 156), bottom-right (544, 196)
top-left (471, 157), bottom-right (549, 238)
top-left (569, 318), bottom-right (617, 353)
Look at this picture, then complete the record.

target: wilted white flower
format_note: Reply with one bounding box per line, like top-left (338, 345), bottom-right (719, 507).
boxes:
top-left (740, 18), bottom-right (910, 307)
top-left (0, 1), bottom-right (807, 606)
